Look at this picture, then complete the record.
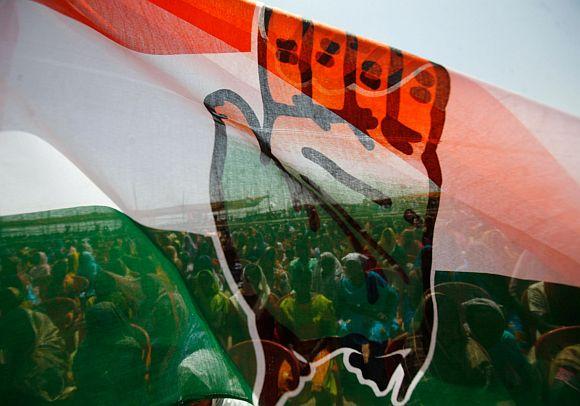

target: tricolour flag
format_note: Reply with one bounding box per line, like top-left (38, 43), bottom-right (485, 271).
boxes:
top-left (1, 1), bottom-right (579, 405)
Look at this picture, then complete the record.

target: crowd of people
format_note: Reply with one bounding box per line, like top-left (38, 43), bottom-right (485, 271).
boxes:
top-left (0, 212), bottom-right (195, 405)
top-left (0, 201), bottom-right (579, 405)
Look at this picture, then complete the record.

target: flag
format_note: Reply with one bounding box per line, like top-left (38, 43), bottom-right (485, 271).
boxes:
top-left (1, 0), bottom-right (579, 405)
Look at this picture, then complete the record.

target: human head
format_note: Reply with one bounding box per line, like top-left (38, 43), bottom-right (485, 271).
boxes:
top-left (342, 253), bottom-right (366, 284)
top-left (463, 298), bottom-right (505, 349)
top-left (194, 269), bottom-right (220, 296)
top-left (295, 239), bottom-right (309, 261)
top-left (379, 228), bottom-right (397, 253)
top-left (0, 287), bottom-right (22, 316)
top-left (85, 301), bottom-right (128, 341)
top-left (194, 255), bottom-right (213, 274)
top-left (242, 263), bottom-right (264, 293)
top-left (32, 251), bottom-right (48, 266)
top-left (320, 252), bottom-right (340, 275)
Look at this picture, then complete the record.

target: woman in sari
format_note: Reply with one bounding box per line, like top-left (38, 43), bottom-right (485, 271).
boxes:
top-left (312, 252), bottom-right (342, 303)
top-left (337, 253), bottom-right (399, 342)
top-left (278, 264), bottom-right (338, 404)
top-left (0, 287), bottom-right (69, 403)
top-left (257, 247), bottom-right (281, 293)
top-left (73, 301), bottom-right (146, 405)
top-left (337, 253), bottom-right (399, 392)
top-left (138, 273), bottom-right (187, 402)
top-left (192, 269), bottom-right (236, 347)
top-left (28, 252), bottom-right (51, 282)
top-left (77, 251), bottom-right (100, 286)
top-left (240, 264), bottom-right (279, 340)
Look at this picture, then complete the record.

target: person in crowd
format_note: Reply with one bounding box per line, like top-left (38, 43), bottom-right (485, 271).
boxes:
top-left (404, 246), bottom-right (431, 330)
top-left (183, 234), bottom-right (198, 259)
top-left (180, 250), bottom-right (193, 276)
top-left (91, 271), bottom-right (132, 318)
top-left (77, 251), bottom-right (100, 286)
top-left (527, 281), bottom-right (580, 336)
top-left (278, 265), bottom-right (338, 404)
top-left (139, 272), bottom-right (187, 401)
top-left (508, 250), bottom-right (543, 312)
top-left (433, 293), bottom-right (494, 384)
top-left (0, 287), bottom-right (70, 403)
top-left (163, 245), bottom-right (183, 273)
top-left (191, 254), bottom-right (214, 278)
top-left (240, 264), bottom-right (279, 340)
top-left (0, 255), bottom-right (25, 291)
top-left (337, 253), bottom-right (399, 392)
top-left (26, 251), bottom-right (52, 302)
top-left (192, 269), bottom-right (237, 347)
top-left (107, 247), bottom-right (136, 277)
top-left (463, 297), bottom-right (540, 404)
top-left (546, 344), bottom-right (580, 405)
top-left (66, 246), bottom-right (80, 273)
top-left (73, 301), bottom-right (147, 405)
top-left (401, 210), bottom-right (424, 251)
top-left (246, 232), bottom-right (267, 261)
top-left (45, 259), bottom-right (68, 299)
top-left (288, 239), bottom-right (318, 287)
top-left (378, 227), bottom-right (407, 268)
top-left (80, 239), bottom-right (93, 255)
top-left (337, 253), bottom-right (399, 343)
top-left (399, 229), bottom-right (422, 266)
top-left (28, 251), bottom-right (51, 282)
top-left (312, 252), bottom-right (342, 303)
top-left (279, 261), bottom-right (336, 341)
top-left (257, 246), bottom-right (277, 288)
top-left (401, 292), bottom-right (514, 405)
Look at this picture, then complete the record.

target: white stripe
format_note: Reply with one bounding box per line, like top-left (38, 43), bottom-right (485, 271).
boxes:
top-left (0, 131), bottom-right (118, 216)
